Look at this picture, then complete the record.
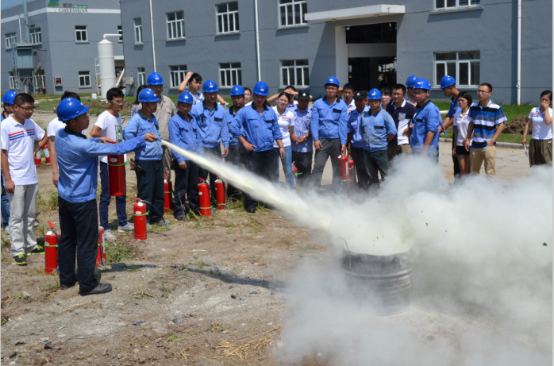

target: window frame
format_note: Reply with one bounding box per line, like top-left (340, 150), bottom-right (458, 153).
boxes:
top-left (434, 51), bottom-right (480, 88)
top-left (278, 0), bottom-right (308, 28)
top-left (280, 59), bottom-right (309, 88)
top-left (219, 63), bottom-right (242, 88)
top-left (117, 25), bottom-right (123, 42)
top-left (29, 26), bottom-right (41, 45)
top-left (134, 18), bottom-right (143, 44)
top-left (75, 25), bottom-right (88, 43)
top-left (78, 71), bottom-right (91, 88)
top-left (434, 0), bottom-right (480, 10)
top-left (216, 2), bottom-right (240, 34)
top-left (5, 33), bottom-right (17, 49)
top-left (169, 65), bottom-right (188, 88)
top-left (137, 67), bottom-right (146, 86)
top-left (166, 11), bottom-right (186, 40)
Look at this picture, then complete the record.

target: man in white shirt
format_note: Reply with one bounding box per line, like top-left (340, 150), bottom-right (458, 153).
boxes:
top-left (47, 91), bottom-right (81, 187)
top-left (1, 93), bottom-right (48, 265)
top-left (90, 88), bottom-right (133, 241)
top-left (343, 83), bottom-right (356, 116)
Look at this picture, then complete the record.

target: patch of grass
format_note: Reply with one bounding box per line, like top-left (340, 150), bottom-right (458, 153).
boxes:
top-left (226, 228), bottom-right (233, 234)
top-left (37, 190), bottom-right (58, 211)
top-left (18, 293), bottom-right (34, 303)
top-left (167, 334), bottom-right (178, 341)
top-left (2, 233), bottom-right (10, 248)
top-left (248, 217), bottom-right (264, 234)
top-left (441, 130), bottom-right (531, 144)
top-left (126, 265), bottom-right (139, 272)
top-left (195, 260), bottom-right (210, 269)
top-left (159, 283), bottom-right (171, 293)
top-left (177, 263), bottom-right (188, 271)
top-left (298, 244), bottom-right (325, 251)
top-left (131, 286), bottom-right (154, 299)
top-left (227, 194), bottom-right (245, 210)
top-left (106, 241), bottom-right (134, 263)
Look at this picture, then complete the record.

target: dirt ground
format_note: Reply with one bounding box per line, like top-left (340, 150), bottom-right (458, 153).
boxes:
top-left (0, 112), bottom-right (533, 366)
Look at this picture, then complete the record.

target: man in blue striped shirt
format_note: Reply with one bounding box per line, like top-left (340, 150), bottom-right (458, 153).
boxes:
top-left (464, 83), bottom-right (507, 176)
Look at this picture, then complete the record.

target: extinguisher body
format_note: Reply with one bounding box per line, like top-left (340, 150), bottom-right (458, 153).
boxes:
top-left (134, 201), bottom-right (147, 240)
top-left (292, 164), bottom-right (298, 189)
top-left (44, 230), bottom-right (58, 274)
top-left (215, 179), bottom-right (226, 210)
top-left (96, 227), bottom-right (105, 268)
top-left (347, 158), bottom-right (355, 187)
top-left (34, 151), bottom-right (42, 166)
top-left (198, 182), bottom-right (212, 217)
top-left (42, 145), bottom-right (50, 164)
top-left (337, 155), bottom-right (345, 179)
top-left (164, 179), bottom-right (171, 213)
top-left (108, 154), bottom-right (126, 196)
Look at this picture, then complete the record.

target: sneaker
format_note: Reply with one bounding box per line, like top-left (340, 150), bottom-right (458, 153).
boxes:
top-left (103, 229), bottom-right (116, 242)
top-left (13, 254), bottom-right (27, 266)
top-left (28, 244), bottom-right (45, 255)
top-left (118, 223), bottom-right (134, 233)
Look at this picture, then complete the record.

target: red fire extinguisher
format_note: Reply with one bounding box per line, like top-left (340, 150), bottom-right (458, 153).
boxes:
top-left (42, 145), bottom-right (50, 164)
top-left (338, 155), bottom-right (348, 185)
top-left (96, 227), bottom-right (105, 268)
top-left (34, 150), bottom-right (42, 166)
top-left (133, 198), bottom-right (147, 240)
top-left (198, 178), bottom-right (212, 217)
top-left (164, 174), bottom-right (171, 213)
top-left (45, 222), bottom-right (59, 275)
top-left (215, 178), bottom-right (226, 210)
top-left (108, 154), bottom-right (126, 196)
top-left (347, 158), bottom-right (355, 186)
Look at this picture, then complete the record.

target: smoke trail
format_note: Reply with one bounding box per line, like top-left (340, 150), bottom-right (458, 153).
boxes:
top-left (162, 140), bottom-right (552, 365)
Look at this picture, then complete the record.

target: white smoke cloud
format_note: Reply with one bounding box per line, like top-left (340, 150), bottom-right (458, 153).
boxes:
top-left (162, 141), bottom-right (552, 365)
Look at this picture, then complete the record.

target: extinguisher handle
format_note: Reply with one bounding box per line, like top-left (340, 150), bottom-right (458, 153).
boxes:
top-left (47, 221), bottom-right (55, 230)
top-left (131, 197), bottom-right (141, 202)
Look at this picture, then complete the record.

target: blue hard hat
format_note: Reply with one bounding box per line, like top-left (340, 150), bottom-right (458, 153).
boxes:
top-left (324, 76), bottom-right (340, 87)
top-left (177, 91), bottom-right (193, 104)
top-left (415, 78), bottom-right (432, 91)
top-left (56, 97), bottom-right (89, 122)
top-left (138, 88), bottom-right (160, 103)
top-left (146, 72), bottom-right (164, 86)
top-left (367, 89), bottom-right (382, 100)
top-left (440, 75), bottom-right (456, 89)
top-left (253, 81), bottom-right (269, 96)
top-left (230, 85), bottom-right (245, 96)
top-left (2, 90), bottom-right (17, 105)
top-left (203, 80), bottom-right (219, 93)
top-left (406, 75), bottom-right (419, 88)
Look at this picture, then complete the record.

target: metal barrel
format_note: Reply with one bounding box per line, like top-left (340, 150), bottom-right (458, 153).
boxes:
top-left (340, 250), bottom-right (413, 314)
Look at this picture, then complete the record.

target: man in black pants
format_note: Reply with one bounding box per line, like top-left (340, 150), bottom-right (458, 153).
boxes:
top-left (291, 91), bottom-right (313, 188)
top-left (55, 97), bottom-right (156, 295)
top-left (440, 76), bottom-right (461, 178)
top-left (347, 91), bottom-right (371, 190)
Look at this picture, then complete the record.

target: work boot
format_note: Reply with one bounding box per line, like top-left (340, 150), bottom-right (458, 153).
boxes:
top-left (118, 223), bottom-right (134, 233)
top-left (103, 229), bottom-right (116, 242)
top-left (79, 283), bottom-right (112, 296)
top-left (175, 214), bottom-right (186, 221)
top-left (246, 207), bottom-right (256, 214)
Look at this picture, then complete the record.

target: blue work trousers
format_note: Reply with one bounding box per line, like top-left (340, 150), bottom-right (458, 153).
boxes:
top-left (245, 149), bottom-right (278, 210)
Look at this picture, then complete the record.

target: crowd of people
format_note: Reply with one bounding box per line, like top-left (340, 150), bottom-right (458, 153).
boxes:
top-left (0, 71), bottom-right (551, 296)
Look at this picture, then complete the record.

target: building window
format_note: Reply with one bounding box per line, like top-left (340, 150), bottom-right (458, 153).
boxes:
top-left (5, 33), bottom-right (17, 49)
top-left (75, 26), bottom-right (87, 42)
top-left (435, 0), bottom-right (480, 9)
top-left (279, 0), bottom-right (307, 27)
top-left (217, 2), bottom-right (239, 34)
top-left (117, 25), bottom-right (123, 42)
top-left (137, 67), bottom-right (146, 86)
top-left (79, 71), bottom-right (91, 87)
top-left (169, 65), bottom-right (187, 88)
top-left (9, 75), bottom-right (17, 89)
top-left (167, 11), bottom-right (185, 40)
top-left (281, 59), bottom-right (309, 87)
top-left (134, 18), bottom-right (143, 44)
top-left (29, 26), bottom-right (41, 45)
top-left (435, 51), bottom-right (480, 87)
top-left (219, 63), bottom-right (242, 87)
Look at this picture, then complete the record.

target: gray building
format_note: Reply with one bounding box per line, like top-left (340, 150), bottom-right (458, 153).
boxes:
top-left (1, 0), bottom-right (124, 95)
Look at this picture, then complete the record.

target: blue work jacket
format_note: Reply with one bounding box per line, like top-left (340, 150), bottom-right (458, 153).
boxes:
top-left (230, 103), bottom-right (282, 152)
top-left (56, 127), bottom-right (146, 203)
top-left (310, 97), bottom-right (348, 144)
top-left (123, 111), bottom-right (162, 160)
top-left (360, 109), bottom-right (397, 153)
top-left (190, 101), bottom-right (229, 148)
top-left (168, 113), bottom-right (203, 163)
top-left (348, 106), bottom-right (368, 148)
top-left (224, 107), bottom-right (243, 148)
top-left (291, 105), bottom-right (312, 153)
top-left (409, 101), bottom-right (441, 152)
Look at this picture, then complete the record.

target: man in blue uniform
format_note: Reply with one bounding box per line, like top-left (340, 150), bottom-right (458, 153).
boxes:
top-left (225, 85), bottom-right (247, 201)
top-left (190, 80), bottom-right (229, 207)
top-left (409, 79), bottom-right (441, 159)
top-left (310, 76), bottom-right (348, 192)
top-left (440, 75), bottom-right (461, 177)
top-left (347, 91), bottom-right (370, 190)
top-left (123, 88), bottom-right (166, 226)
top-left (169, 92), bottom-right (202, 220)
top-left (360, 89), bottom-right (397, 188)
top-left (231, 81), bottom-right (284, 213)
top-left (291, 91), bottom-right (312, 188)
top-left (55, 97), bottom-right (157, 295)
